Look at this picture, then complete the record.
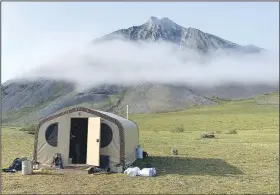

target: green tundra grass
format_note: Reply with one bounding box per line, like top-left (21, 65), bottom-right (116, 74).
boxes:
top-left (1, 93), bottom-right (279, 194)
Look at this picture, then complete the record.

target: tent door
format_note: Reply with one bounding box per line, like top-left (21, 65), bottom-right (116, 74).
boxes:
top-left (86, 117), bottom-right (101, 166)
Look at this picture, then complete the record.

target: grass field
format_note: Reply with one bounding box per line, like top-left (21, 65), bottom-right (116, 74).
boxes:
top-left (1, 95), bottom-right (279, 194)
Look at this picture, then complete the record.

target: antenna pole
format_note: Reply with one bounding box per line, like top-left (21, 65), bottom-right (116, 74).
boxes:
top-left (126, 105), bottom-right (129, 119)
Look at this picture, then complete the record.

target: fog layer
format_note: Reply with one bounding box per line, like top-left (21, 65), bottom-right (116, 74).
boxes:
top-left (18, 40), bottom-right (279, 92)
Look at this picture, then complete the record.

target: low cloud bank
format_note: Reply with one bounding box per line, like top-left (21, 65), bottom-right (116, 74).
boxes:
top-left (17, 40), bottom-right (279, 92)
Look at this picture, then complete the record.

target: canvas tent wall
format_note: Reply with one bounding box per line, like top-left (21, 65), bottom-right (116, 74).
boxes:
top-left (33, 107), bottom-right (139, 172)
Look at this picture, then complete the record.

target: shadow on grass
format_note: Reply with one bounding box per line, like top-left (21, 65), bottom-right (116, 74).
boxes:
top-left (132, 156), bottom-right (243, 176)
top-left (32, 171), bottom-right (64, 176)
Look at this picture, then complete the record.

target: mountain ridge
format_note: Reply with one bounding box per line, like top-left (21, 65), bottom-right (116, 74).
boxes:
top-left (94, 16), bottom-right (261, 54)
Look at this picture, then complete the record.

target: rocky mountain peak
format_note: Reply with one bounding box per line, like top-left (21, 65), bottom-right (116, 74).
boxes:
top-left (147, 16), bottom-right (160, 23)
top-left (94, 16), bottom-right (261, 54)
top-left (145, 16), bottom-right (181, 31)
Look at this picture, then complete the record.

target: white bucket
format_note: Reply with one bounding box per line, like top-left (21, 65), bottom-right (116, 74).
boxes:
top-left (22, 160), bottom-right (29, 175)
top-left (136, 146), bottom-right (143, 159)
top-left (22, 160), bottom-right (33, 175)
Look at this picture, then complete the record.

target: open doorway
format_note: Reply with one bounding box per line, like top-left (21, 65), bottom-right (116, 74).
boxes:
top-left (69, 118), bottom-right (88, 164)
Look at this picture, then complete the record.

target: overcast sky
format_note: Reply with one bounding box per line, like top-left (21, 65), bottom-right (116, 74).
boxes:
top-left (2, 2), bottom-right (279, 83)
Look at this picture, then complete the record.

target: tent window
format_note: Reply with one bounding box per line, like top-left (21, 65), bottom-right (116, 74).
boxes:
top-left (100, 123), bottom-right (113, 148)
top-left (45, 123), bottom-right (58, 147)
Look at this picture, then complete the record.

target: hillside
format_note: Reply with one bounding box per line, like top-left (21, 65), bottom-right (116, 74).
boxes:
top-left (112, 83), bottom-right (215, 115)
top-left (1, 16), bottom-right (278, 125)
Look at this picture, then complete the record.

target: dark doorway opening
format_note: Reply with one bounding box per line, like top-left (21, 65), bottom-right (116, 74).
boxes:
top-left (69, 118), bottom-right (88, 164)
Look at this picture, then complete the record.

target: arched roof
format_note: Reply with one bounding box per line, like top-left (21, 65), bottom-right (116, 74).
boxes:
top-left (38, 107), bottom-right (136, 130)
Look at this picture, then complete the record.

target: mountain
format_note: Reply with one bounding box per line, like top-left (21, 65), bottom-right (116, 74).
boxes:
top-left (1, 16), bottom-right (277, 125)
top-left (94, 16), bottom-right (262, 54)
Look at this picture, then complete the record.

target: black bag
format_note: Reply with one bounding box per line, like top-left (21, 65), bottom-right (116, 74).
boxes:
top-left (143, 151), bottom-right (148, 158)
top-left (10, 158), bottom-right (23, 171)
top-left (2, 158), bottom-right (23, 172)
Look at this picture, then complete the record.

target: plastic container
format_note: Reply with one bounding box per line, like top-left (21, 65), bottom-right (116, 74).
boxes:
top-left (136, 146), bottom-right (143, 159)
top-left (22, 160), bottom-right (29, 175)
top-left (138, 168), bottom-right (156, 177)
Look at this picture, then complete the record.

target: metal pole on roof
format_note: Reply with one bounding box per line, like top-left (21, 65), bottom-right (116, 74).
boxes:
top-left (126, 105), bottom-right (129, 119)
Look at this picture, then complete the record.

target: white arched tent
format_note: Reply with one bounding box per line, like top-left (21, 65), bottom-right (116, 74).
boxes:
top-left (33, 107), bottom-right (139, 172)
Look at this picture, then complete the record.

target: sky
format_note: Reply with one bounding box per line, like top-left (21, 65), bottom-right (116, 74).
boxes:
top-left (2, 2), bottom-right (279, 84)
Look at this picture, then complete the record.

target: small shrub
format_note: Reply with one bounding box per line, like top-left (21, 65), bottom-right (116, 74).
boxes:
top-left (201, 132), bottom-right (215, 139)
top-left (170, 125), bottom-right (185, 133)
top-left (19, 125), bottom-right (37, 135)
top-left (216, 130), bottom-right (222, 134)
top-left (227, 129), bottom-right (238, 134)
top-left (153, 129), bottom-right (159, 133)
